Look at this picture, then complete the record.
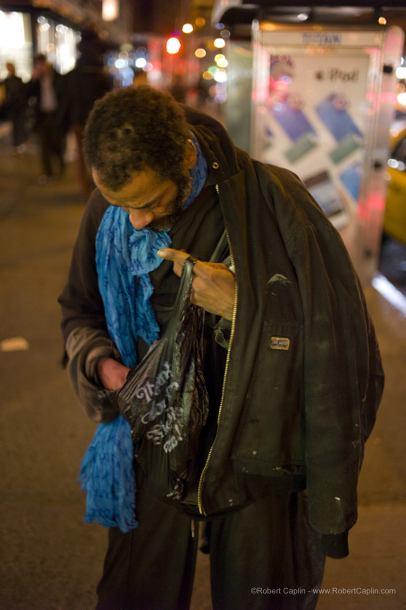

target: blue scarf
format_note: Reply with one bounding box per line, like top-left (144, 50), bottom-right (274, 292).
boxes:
top-left (79, 136), bottom-right (208, 532)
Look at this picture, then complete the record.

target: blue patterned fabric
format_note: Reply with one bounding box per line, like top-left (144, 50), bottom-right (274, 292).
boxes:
top-left (96, 210), bottom-right (172, 366)
top-left (186, 134), bottom-right (208, 204)
top-left (78, 136), bottom-right (208, 532)
top-left (79, 416), bottom-right (138, 531)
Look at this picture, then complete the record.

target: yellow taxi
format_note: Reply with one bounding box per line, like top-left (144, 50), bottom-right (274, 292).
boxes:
top-left (384, 123), bottom-right (406, 246)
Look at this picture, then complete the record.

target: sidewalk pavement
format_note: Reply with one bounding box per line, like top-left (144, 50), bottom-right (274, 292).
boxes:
top-left (0, 132), bottom-right (405, 610)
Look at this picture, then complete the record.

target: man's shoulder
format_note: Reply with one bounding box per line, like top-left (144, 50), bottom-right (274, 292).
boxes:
top-left (249, 158), bottom-right (307, 199)
top-left (250, 159), bottom-right (336, 235)
top-left (183, 104), bottom-right (234, 149)
top-left (252, 157), bottom-right (300, 181)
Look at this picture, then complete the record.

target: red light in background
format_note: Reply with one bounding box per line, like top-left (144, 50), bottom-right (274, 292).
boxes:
top-left (166, 37), bottom-right (181, 54)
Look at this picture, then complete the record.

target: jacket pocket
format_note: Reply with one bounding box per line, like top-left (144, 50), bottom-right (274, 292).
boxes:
top-left (231, 320), bottom-right (305, 475)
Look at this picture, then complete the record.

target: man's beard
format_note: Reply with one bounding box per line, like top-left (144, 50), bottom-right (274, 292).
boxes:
top-left (148, 172), bottom-right (192, 232)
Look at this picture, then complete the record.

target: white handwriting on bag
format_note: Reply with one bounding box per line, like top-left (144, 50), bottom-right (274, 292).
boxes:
top-left (135, 362), bottom-right (173, 404)
top-left (146, 406), bottom-right (183, 453)
top-left (137, 362), bottom-right (182, 453)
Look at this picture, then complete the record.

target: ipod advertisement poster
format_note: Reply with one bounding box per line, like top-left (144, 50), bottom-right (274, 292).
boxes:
top-left (257, 51), bottom-right (370, 230)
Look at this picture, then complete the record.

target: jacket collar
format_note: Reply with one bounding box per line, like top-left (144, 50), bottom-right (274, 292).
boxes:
top-left (183, 105), bottom-right (241, 186)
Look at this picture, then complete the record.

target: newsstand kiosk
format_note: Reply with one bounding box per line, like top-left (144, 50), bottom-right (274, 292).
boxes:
top-left (248, 23), bottom-right (403, 284)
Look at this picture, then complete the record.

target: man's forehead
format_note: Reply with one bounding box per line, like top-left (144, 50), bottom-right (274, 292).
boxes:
top-left (92, 167), bottom-right (175, 207)
top-left (93, 166), bottom-right (163, 190)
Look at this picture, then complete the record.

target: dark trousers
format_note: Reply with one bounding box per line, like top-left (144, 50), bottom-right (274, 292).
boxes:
top-left (37, 111), bottom-right (65, 177)
top-left (11, 109), bottom-right (26, 147)
top-left (96, 474), bottom-right (325, 610)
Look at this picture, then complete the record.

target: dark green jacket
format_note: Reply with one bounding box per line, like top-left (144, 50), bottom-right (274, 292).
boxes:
top-left (59, 106), bottom-right (384, 550)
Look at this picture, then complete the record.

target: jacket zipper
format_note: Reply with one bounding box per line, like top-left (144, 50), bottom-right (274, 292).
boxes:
top-left (197, 185), bottom-right (238, 515)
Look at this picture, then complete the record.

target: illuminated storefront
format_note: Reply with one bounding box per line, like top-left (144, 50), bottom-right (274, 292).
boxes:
top-left (0, 11), bottom-right (33, 81)
top-left (0, 1), bottom-right (133, 82)
top-left (36, 15), bottom-right (78, 74)
top-left (0, 9), bottom-right (78, 80)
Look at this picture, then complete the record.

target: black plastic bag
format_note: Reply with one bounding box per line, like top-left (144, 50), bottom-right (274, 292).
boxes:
top-left (116, 257), bottom-right (209, 501)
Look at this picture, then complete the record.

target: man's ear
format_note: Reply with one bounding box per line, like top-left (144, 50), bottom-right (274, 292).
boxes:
top-left (184, 139), bottom-right (197, 170)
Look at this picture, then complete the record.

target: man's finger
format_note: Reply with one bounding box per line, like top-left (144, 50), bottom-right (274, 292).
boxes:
top-left (157, 248), bottom-right (193, 266)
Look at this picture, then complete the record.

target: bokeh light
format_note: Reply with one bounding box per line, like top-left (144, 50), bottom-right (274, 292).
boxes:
top-left (166, 37), bottom-right (181, 54)
top-left (214, 38), bottom-right (226, 49)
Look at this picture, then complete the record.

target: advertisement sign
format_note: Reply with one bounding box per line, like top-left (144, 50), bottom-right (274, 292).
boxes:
top-left (252, 39), bottom-right (375, 230)
top-left (250, 25), bottom-right (403, 282)
top-left (258, 51), bottom-right (370, 231)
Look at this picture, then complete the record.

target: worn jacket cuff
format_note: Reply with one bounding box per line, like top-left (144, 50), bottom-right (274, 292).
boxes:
top-left (321, 532), bottom-right (349, 559)
top-left (66, 327), bottom-right (122, 423)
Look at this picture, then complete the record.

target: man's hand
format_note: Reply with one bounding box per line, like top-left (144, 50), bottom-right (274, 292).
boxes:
top-left (97, 357), bottom-right (131, 391)
top-left (157, 248), bottom-right (235, 320)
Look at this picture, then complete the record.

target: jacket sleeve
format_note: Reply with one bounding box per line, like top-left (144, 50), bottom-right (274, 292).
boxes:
top-left (275, 174), bottom-right (384, 539)
top-left (59, 189), bottom-right (109, 340)
top-left (58, 191), bottom-right (120, 421)
top-left (65, 326), bottom-right (121, 423)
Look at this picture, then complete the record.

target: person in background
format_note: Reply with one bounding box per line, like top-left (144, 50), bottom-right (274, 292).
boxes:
top-left (59, 85), bottom-right (384, 610)
top-left (170, 72), bottom-right (188, 104)
top-left (64, 30), bottom-right (112, 199)
top-left (26, 54), bottom-right (67, 185)
top-left (0, 62), bottom-right (27, 154)
top-left (132, 68), bottom-right (148, 88)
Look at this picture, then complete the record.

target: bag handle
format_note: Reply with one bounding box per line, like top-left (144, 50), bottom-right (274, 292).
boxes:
top-left (209, 228), bottom-right (228, 263)
top-left (166, 228), bottom-right (229, 331)
top-left (167, 256), bottom-right (196, 330)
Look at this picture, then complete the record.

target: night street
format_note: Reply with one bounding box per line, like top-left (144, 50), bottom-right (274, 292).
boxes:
top-left (1, 134), bottom-right (405, 609)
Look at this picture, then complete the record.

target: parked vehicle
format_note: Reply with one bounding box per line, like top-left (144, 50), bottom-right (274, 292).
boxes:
top-left (384, 123), bottom-right (406, 246)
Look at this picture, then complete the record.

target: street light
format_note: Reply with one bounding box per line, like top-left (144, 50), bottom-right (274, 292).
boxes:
top-left (214, 38), bottom-right (226, 49)
top-left (166, 37), bottom-right (181, 54)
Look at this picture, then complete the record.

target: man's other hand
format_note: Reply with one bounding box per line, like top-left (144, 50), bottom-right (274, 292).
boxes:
top-left (97, 357), bottom-right (131, 390)
top-left (157, 248), bottom-right (235, 320)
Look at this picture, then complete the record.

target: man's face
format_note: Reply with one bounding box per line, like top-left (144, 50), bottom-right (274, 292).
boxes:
top-left (93, 167), bottom-right (192, 232)
top-left (92, 140), bottom-right (196, 232)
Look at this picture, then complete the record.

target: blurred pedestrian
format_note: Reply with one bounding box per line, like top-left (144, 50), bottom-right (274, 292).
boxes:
top-left (0, 62), bottom-right (27, 153)
top-left (132, 68), bottom-right (147, 88)
top-left (170, 73), bottom-right (187, 103)
top-left (64, 31), bottom-right (113, 199)
top-left (197, 74), bottom-right (210, 107)
top-left (26, 54), bottom-right (67, 184)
